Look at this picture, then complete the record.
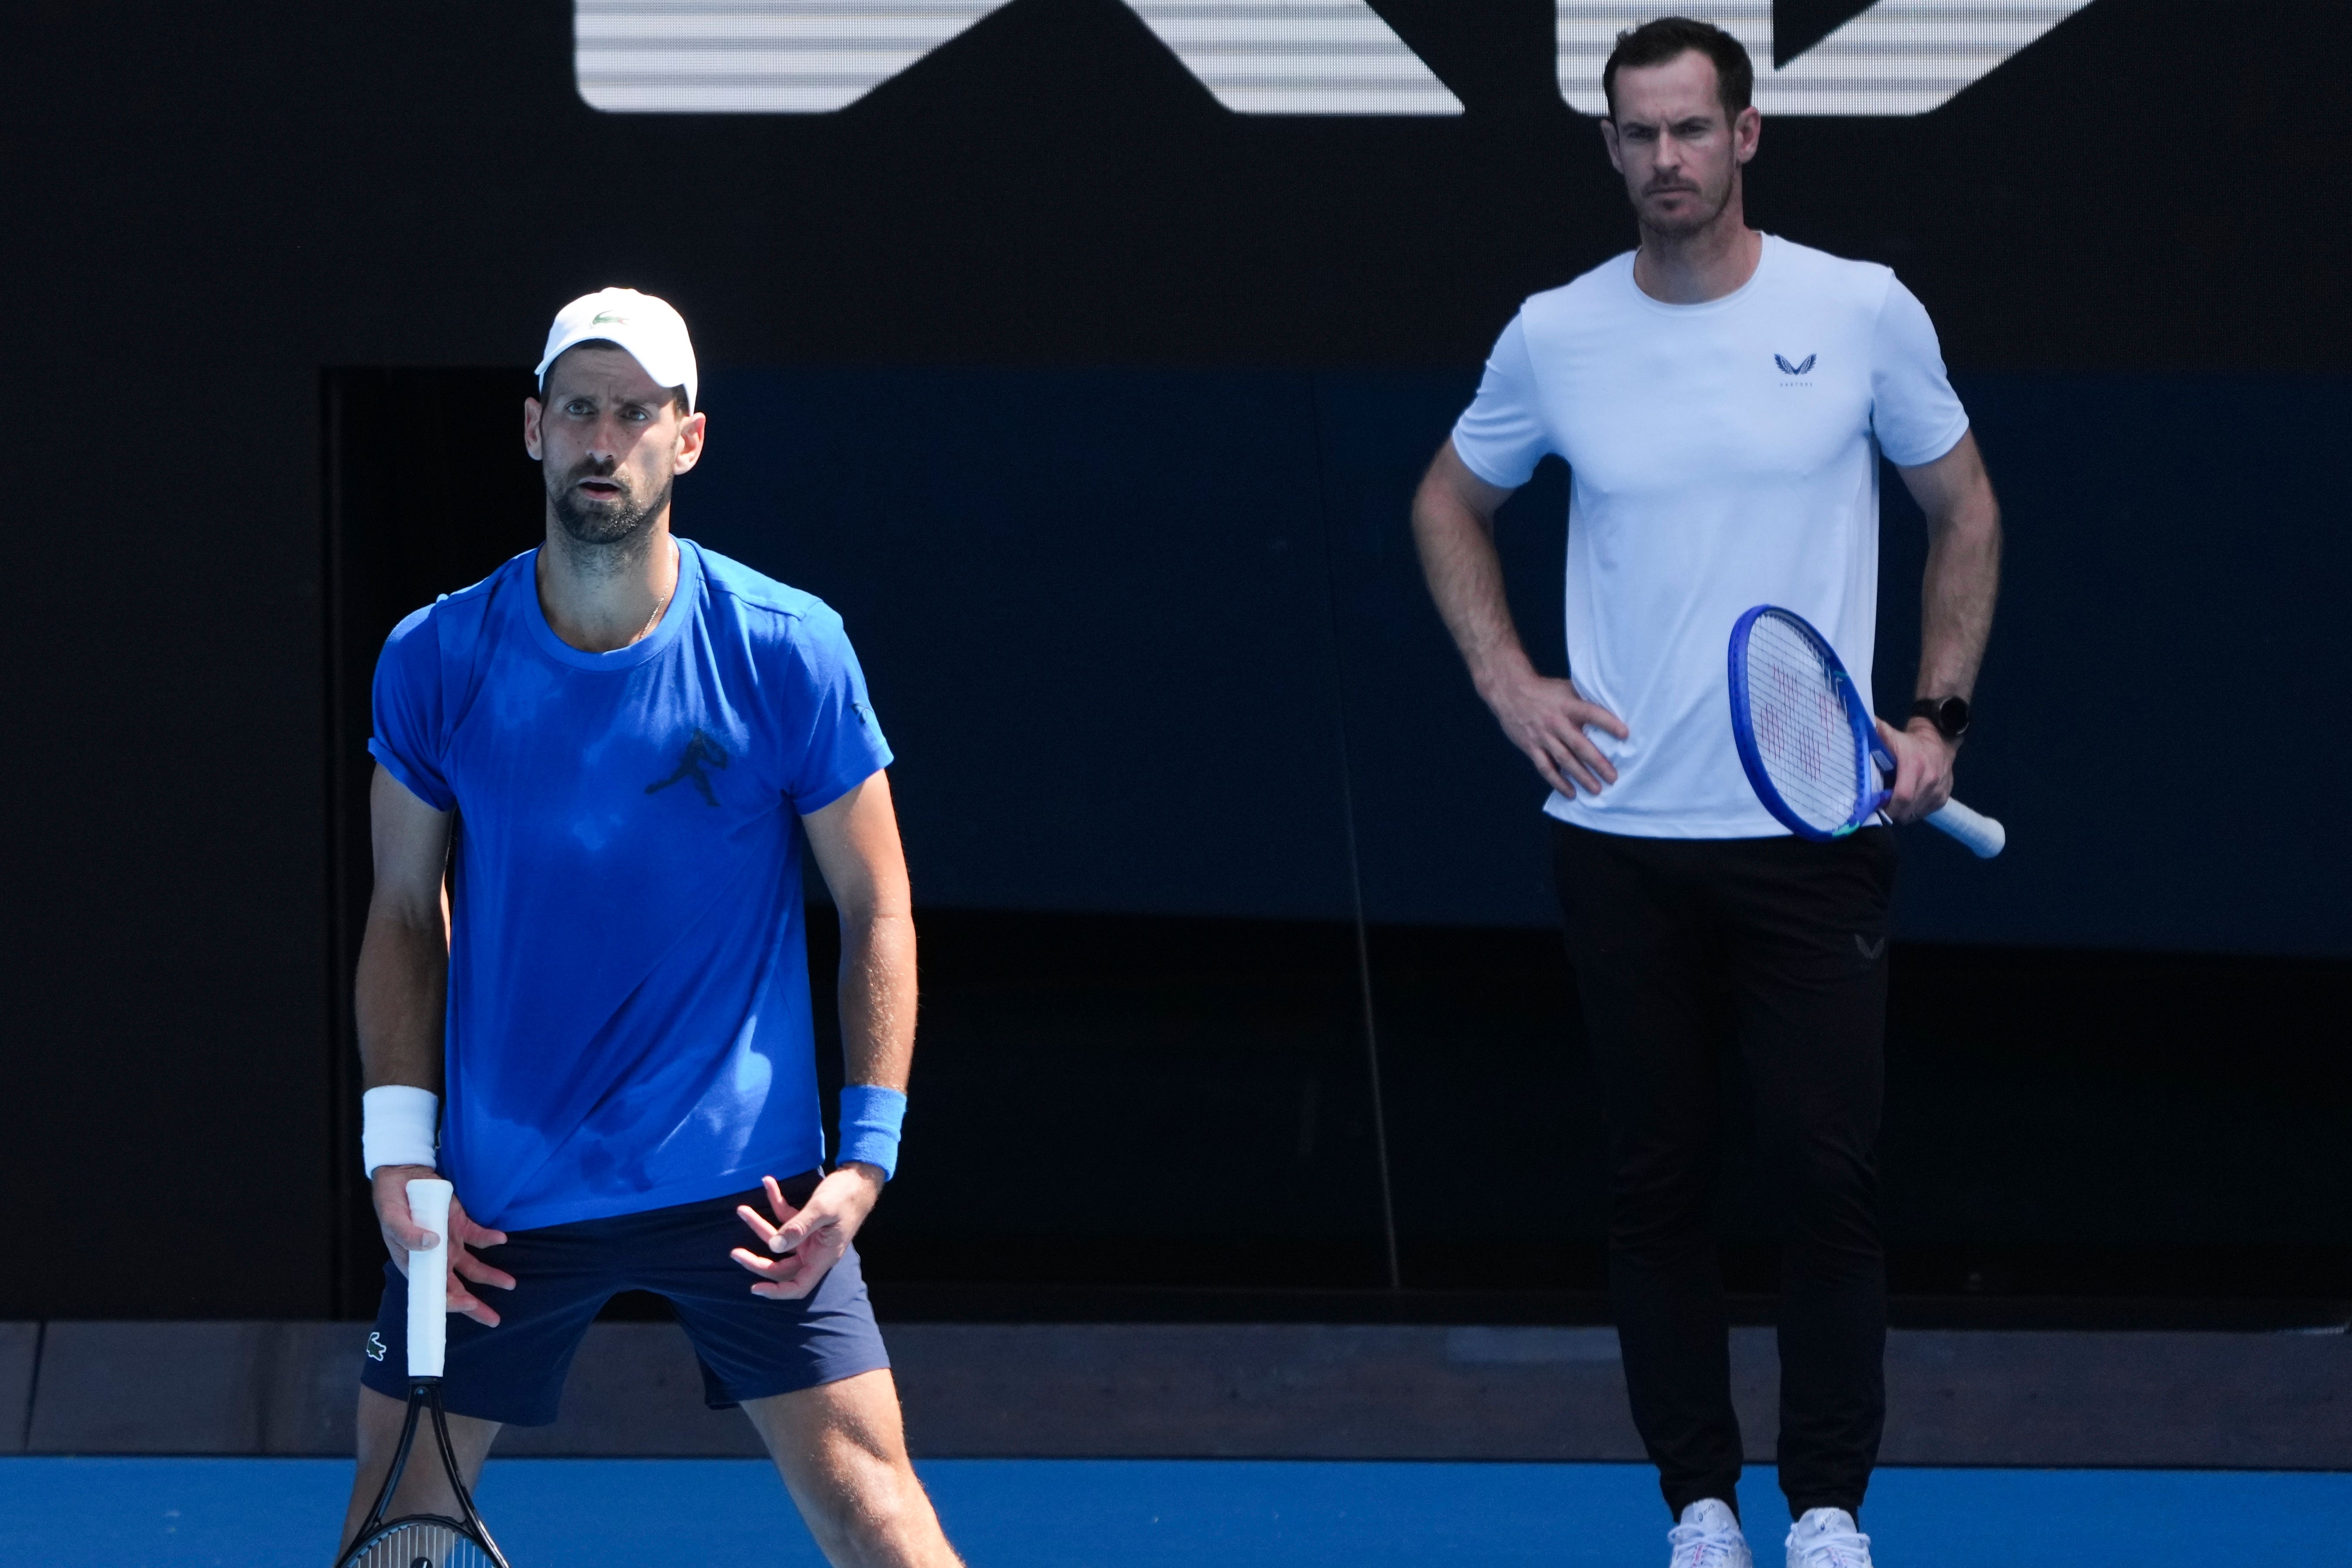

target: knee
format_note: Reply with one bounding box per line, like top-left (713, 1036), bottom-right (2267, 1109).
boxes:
top-left (1608, 1145), bottom-right (1718, 1254)
top-left (1769, 1138), bottom-right (1881, 1246)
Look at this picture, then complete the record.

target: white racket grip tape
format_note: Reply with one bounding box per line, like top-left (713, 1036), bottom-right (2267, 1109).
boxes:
top-left (404, 1177), bottom-right (454, 1378)
top-left (1926, 799), bottom-right (2006, 858)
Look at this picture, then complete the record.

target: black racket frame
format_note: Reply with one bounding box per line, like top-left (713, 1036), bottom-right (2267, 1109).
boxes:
top-left (336, 1375), bottom-right (512, 1568)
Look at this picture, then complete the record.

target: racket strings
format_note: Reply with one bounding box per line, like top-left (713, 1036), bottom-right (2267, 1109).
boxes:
top-left (341, 1518), bottom-right (499, 1568)
top-left (1744, 614), bottom-right (1864, 832)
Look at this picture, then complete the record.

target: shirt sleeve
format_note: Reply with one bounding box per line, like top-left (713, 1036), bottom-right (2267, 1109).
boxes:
top-left (1449, 313), bottom-right (1552, 488)
top-left (780, 605), bottom-right (895, 815)
top-left (367, 604), bottom-right (456, 812)
top-left (1870, 276), bottom-right (1971, 468)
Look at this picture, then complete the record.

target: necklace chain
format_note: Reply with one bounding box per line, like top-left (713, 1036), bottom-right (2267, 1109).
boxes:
top-left (634, 586), bottom-right (672, 644)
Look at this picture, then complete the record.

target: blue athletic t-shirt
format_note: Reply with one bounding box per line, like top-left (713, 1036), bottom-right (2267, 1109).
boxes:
top-left (368, 538), bottom-right (893, 1232)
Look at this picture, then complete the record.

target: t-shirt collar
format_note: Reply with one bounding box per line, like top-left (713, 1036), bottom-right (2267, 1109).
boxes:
top-left (521, 535), bottom-right (700, 672)
top-left (1625, 232), bottom-right (1778, 316)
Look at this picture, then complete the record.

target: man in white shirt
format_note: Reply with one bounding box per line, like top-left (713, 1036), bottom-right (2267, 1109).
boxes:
top-left (1411, 18), bottom-right (1999, 1568)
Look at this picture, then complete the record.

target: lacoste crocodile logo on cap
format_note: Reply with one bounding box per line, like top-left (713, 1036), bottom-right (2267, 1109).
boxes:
top-left (1775, 353), bottom-right (1817, 376)
top-left (592, 310), bottom-right (631, 325)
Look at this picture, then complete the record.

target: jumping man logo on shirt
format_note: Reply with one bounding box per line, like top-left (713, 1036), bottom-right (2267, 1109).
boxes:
top-left (646, 728), bottom-right (730, 806)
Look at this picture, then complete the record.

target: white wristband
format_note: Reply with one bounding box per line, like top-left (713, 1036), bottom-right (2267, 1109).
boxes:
top-left (362, 1085), bottom-right (440, 1177)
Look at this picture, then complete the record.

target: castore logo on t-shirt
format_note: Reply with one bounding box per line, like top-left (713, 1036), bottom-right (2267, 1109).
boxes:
top-left (1774, 353), bottom-right (1817, 378)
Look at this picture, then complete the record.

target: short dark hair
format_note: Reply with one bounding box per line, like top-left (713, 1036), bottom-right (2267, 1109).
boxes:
top-left (538, 339), bottom-right (691, 416)
top-left (1602, 17), bottom-right (1754, 124)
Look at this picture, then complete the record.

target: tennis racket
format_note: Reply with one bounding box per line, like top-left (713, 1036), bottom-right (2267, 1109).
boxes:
top-left (336, 1178), bottom-right (512, 1568)
top-left (1727, 605), bottom-right (2005, 859)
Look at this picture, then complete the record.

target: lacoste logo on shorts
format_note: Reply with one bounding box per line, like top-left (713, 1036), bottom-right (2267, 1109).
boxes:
top-left (1775, 353), bottom-right (1817, 376)
top-left (365, 1331), bottom-right (387, 1362)
top-left (646, 727), bottom-right (731, 806)
top-left (1854, 933), bottom-right (1887, 960)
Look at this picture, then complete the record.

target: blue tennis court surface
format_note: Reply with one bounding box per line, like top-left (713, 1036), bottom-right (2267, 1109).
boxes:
top-left (3, 1456), bottom-right (2344, 1566)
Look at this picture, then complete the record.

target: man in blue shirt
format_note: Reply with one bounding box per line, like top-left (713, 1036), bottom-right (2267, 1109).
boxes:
top-left (340, 288), bottom-right (962, 1567)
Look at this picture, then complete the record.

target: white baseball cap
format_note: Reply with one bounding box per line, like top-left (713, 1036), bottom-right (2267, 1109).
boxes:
top-left (535, 286), bottom-right (699, 412)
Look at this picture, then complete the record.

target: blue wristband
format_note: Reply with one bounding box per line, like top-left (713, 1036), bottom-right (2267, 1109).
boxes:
top-left (835, 1085), bottom-right (907, 1181)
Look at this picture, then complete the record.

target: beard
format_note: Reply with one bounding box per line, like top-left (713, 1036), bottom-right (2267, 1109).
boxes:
top-left (1638, 168), bottom-right (1735, 238)
top-left (550, 463), bottom-right (671, 551)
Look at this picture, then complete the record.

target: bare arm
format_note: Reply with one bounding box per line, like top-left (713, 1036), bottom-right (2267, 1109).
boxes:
top-left (356, 764), bottom-right (453, 1096)
top-left (732, 769), bottom-right (916, 1299)
top-left (1411, 440), bottom-right (1531, 689)
top-left (1410, 439), bottom-right (1627, 796)
top-left (1902, 428), bottom-right (2001, 706)
top-left (801, 770), bottom-right (918, 1101)
top-left (1875, 429), bottom-right (2003, 820)
top-left (357, 764), bottom-right (512, 1322)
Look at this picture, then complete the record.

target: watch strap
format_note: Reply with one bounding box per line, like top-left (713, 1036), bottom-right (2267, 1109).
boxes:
top-left (1909, 696), bottom-right (1970, 740)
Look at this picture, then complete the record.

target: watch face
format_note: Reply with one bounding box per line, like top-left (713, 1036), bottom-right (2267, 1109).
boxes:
top-left (1936, 697), bottom-right (1971, 737)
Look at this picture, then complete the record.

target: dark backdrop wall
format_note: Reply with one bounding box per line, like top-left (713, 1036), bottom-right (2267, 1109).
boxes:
top-left (4, 1), bottom-right (2348, 1318)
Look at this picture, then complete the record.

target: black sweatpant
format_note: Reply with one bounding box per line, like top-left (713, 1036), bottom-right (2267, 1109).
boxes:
top-left (1551, 820), bottom-right (1896, 1522)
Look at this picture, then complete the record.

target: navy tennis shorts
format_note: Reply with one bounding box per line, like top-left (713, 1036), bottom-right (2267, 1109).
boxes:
top-left (358, 1170), bottom-right (890, 1427)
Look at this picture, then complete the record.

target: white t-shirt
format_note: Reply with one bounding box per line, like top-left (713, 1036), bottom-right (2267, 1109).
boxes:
top-left (1451, 234), bottom-right (1970, 839)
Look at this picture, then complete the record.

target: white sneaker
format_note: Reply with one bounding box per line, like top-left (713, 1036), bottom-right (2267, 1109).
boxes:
top-left (1668, 1498), bottom-right (1753, 1568)
top-left (1785, 1508), bottom-right (1873, 1568)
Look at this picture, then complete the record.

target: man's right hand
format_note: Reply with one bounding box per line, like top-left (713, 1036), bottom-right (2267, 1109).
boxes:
top-left (1479, 666), bottom-right (1630, 798)
top-left (371, 1165), bottom-right (515, 1326)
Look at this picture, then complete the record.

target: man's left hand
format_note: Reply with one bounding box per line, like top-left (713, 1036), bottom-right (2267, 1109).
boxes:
top-left (730, 1166), bottom-right (883, 1300)
top-left (1873, 717), bottom-right (1957, 823)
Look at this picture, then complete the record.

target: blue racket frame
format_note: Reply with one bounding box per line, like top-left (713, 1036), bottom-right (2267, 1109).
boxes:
top-left (1726, 604), bottom-right (1893, 841)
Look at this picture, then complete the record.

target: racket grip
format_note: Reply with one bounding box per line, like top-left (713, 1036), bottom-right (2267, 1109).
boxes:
top-left (404, 1177), bottom-right (453, 1379)
top-left (1926, 798), bottom-right (2006, 859)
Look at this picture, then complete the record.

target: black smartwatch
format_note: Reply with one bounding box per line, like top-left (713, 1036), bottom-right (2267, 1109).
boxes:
top-left (1909, 695), bottom-right (1971, 741)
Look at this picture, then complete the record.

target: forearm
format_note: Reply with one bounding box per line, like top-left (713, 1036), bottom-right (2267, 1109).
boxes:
top-left (837, 908), bottom-right (917, 1091)
top-left (1915, 488), bottom-right (2001, 703)
top-left (1411, 471), bottom-right (1534, 697)
top-left (355, 910), bottom-right (447, 1093)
